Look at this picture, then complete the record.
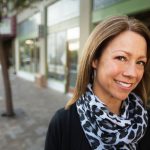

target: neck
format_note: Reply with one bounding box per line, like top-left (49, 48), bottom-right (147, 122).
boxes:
top-left (92, 86), bottom-right (122, 115)
top-left (105, 100), bottom-right (122, 115)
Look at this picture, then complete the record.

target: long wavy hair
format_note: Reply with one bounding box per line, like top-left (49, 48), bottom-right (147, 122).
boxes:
top-left (66, 16), bottom-right (150, 109)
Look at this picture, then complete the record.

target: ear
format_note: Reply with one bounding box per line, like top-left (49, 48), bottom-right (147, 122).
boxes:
top-left (92, 59), bottom-right (98, 69)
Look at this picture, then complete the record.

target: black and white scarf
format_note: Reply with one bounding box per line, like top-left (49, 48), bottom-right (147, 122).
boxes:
top-left (76, 84), bottom-right (148, 150)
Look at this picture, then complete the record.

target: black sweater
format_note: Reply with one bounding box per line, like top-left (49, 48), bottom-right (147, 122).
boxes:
top-left (45, 104), bottom-right (150, 150)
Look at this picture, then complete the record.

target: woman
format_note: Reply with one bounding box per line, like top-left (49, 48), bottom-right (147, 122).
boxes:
top-left (45, 16), bottom-right (150, 150)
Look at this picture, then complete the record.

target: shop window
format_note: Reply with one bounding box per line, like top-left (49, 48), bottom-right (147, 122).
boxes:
top-left (19, 39), bottom-right (39, 73)
top-left (18, 12), bottom-right (41, 38)
top-left (67, 40), bottom-right (79, 89)
top-left (66, 27), bottom-right (79, 91)
top-left (18, 12), bottom-right (41, 74)
top-left (47, 0), bottom-right (79, 26)
top-left (47, 31), bottom-right (66, 81)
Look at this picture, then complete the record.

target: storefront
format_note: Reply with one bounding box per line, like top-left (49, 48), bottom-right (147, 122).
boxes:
top-left (13, 0), bottom-right (150, 94)
top-left (92, 0), bottom-right (150, 24)
top-left (17, 12), bottom-right (41, 81)
top-left (47, 0), bottom-right (80, 92)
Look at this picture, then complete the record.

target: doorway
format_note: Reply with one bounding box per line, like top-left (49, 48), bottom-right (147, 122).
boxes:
top-left (66, 39), bottom-right (79, 93)
top-left (19, 38), bottom-right (40, 73)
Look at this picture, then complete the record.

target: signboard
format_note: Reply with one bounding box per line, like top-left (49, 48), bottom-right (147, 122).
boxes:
top-left (93, 0), bottom-right (125, 10)
top-left (17, 12), bottom-right (41, 40)
top-left (0, 16), bottom-right (16, 38)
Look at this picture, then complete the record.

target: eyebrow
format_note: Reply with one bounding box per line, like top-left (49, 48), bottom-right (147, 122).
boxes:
top-left (112, 50), bottom-right (147, 59)
top-left (112, 50), bottom-right (130, 55)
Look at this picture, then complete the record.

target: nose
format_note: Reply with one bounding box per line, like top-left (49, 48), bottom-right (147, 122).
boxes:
top-left (122, 64), bottom-right (138, 78)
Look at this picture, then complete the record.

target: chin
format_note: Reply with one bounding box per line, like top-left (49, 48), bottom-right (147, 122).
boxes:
top-left (114, 93), bottom-right (130, 101)
top-left (118, 95), bottom-right (128, 101)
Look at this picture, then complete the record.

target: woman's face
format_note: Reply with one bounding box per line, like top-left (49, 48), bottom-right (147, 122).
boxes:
top-left (92, 31), bottom-right (147, 103)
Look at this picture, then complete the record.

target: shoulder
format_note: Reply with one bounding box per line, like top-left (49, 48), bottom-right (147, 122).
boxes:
top-left (138, 107), bottom-right (150, 149)
top-left (147, 106), bottom-right (150, 116)
top-left (44, 103), bottom-right (78, 150)
top-left (143, 106), bottom-right (150, 133)
top-left (54, 103), bottom-right (77, 119)
top-left (50, 103), bottom-right (77, 128)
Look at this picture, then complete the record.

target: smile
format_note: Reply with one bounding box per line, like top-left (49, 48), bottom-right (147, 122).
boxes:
top-left (116, 80), bottom-right (132, 88)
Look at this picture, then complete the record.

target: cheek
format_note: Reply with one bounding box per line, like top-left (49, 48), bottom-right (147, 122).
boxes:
top-left (106, 63), bottom-right (122, 75)
top-left (98, 63), bottom-right (120, 78)
top-left (133, 71), bottom-right (144, 89)
top-left (137, 71), bottom-right (144, 82)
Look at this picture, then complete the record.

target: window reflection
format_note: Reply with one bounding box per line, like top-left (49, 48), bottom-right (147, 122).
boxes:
top-left (19, 38), bottom-right (39, 73)
top-left (47, 31), bottom-right (66, 81)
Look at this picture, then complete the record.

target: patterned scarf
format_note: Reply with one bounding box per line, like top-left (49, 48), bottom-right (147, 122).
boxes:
top-left (76, 84), bottom-right (148, 150)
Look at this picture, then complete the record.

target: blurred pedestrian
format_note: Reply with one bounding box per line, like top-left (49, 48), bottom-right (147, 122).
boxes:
top-left (45, 16), bottom-right (150, 150)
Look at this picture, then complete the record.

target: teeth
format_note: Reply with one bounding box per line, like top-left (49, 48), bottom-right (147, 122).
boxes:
top-left (117, 81), bottom-right (132, 88)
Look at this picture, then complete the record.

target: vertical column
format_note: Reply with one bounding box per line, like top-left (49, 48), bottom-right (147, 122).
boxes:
top-left (79, 0), bottom-right (92, 56)
top-left (37, 7), bottom-right (47, 87)
top-left (15, 39), bottom-right (19, 73)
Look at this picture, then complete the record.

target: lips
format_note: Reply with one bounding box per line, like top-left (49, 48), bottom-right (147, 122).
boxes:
top-left (116, 80), bottom-right (132, 88)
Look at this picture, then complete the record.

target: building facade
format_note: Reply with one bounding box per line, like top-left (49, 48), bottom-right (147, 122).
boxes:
top-left (14, 0), bottom-right (150, 93)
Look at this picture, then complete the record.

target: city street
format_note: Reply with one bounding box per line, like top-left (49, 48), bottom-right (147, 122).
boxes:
top-left (0, 69), bottom-right (69, 150)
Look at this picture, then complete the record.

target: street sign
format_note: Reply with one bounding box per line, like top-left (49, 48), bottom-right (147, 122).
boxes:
top-left (0, 16), bottom-right (16, 38)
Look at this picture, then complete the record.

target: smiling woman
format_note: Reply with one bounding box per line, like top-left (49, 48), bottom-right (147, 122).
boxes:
top-left (45, 16), bottom-right (150, 150)
top-left (91, 30), bottom-right (147, 115)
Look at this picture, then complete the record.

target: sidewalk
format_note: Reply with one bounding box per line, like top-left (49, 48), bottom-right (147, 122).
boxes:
top-left (0, 70), bottom-right (70, 150)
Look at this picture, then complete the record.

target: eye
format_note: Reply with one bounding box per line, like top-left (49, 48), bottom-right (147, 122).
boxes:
top-left (137, 61), bottom-right (146, 67)
top-left (115, 56), bottom-right (127, 61)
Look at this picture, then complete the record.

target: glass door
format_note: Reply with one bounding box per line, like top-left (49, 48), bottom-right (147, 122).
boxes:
top-left (19, 38), bottom-right (40, 73)
top-left (66, 40), bottom-right (79, 93)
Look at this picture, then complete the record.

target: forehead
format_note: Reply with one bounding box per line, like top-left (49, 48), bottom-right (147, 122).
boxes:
top-left (102, 31), bottom-right (147, 56)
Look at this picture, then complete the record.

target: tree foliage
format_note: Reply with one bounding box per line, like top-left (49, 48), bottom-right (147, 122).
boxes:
top-left (0, 0), bottom-right (42, 20)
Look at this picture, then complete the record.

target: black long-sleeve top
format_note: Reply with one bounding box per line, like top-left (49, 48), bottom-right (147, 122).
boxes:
top-left (45, 103), bottom-right (150, 150)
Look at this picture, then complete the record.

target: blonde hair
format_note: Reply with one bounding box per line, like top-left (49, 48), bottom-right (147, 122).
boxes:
top-left (66, 16), bottom-right (150, 109)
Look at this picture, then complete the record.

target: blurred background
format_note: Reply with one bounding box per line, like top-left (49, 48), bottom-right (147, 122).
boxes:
top-left (0, 0), bottom-right (150, 149)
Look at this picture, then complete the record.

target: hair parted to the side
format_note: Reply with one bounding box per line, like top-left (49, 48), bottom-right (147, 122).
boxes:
top-left (65, 15), bottom-right (150, 109)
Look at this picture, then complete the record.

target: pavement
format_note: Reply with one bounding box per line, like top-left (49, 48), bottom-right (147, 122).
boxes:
top-left (0, 69), bottom-right (70, 150)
